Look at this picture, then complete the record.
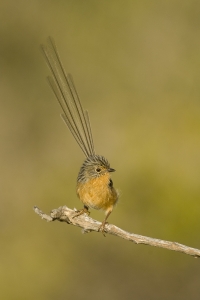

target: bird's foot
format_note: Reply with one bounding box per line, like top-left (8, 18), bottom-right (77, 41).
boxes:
top-left (73, 206), bottom-right (90, 218)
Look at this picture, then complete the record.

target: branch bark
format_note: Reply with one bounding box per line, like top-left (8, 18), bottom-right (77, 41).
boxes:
top-left (33, 205), bottom-right (200, 258)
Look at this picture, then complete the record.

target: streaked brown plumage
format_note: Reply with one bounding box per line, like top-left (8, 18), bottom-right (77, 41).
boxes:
top-left (41, 37), bottom-right (119, 234)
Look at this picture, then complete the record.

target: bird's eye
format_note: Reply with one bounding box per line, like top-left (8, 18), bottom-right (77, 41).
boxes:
top-left (96, 167), bottom-right (101, 173)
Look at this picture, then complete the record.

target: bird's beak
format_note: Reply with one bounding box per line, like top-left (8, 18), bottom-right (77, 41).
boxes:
top-left (109, 168), bottom-right (115, 172)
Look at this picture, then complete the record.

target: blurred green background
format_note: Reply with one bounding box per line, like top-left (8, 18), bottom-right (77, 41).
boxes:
top-left (1, 0), bottom-right (200, 299)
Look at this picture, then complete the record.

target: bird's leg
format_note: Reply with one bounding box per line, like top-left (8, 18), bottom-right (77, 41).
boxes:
top-left (73, 205), bottom-right (90, 218)
top-left (98, 210), bottom-right (112, 236)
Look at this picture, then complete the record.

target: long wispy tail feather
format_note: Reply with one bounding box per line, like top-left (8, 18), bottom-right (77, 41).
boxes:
top-left (41, 37), bottom-right (95, 158)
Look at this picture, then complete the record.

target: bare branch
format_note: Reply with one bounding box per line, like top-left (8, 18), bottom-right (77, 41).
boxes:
top-left (33, 205), bottom-right (200, 258)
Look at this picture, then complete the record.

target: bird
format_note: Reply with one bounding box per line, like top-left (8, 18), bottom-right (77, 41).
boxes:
top-left (41, 37), bottom-right (119, 234)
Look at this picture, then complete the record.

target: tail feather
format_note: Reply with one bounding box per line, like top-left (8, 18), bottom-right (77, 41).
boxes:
top-left (41, 37), bottom-right (95, 158)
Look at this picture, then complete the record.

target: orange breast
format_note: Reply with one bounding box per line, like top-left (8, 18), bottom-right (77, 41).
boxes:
top-left (77, 173), bottom-right (118, 213)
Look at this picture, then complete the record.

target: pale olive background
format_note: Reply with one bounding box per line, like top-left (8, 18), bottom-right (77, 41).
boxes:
top-left (1, 1), bottom-right (200, 299)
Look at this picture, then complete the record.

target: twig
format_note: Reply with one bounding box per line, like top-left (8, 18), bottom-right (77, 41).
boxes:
top-left (33, 205), bottom-right (200, 258)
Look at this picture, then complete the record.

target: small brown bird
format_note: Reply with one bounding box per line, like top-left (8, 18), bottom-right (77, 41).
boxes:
top-left (41, 37), bottom-right (119, 233)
